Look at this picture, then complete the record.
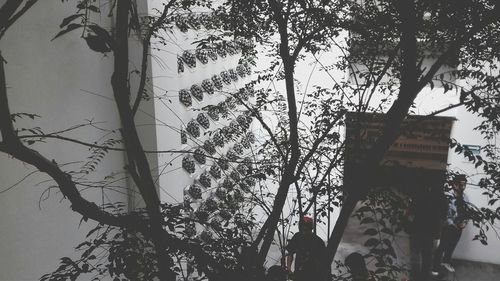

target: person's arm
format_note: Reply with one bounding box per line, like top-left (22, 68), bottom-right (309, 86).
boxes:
top-left (446, 192), bottom-right (456, 226)
top-left (285, 234), bottom-right (297, 274)
top-left (286, 253), bottom-right (294, 273)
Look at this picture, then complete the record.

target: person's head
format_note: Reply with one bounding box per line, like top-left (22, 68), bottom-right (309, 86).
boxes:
top-left (345, 253), bottom-right (369, 279)
top-left (452, 174), bottom-right (467, 194)
top-left (298, 216), bottom-right (314, 234)
top-left (266, 265), bottom-right (287, 281)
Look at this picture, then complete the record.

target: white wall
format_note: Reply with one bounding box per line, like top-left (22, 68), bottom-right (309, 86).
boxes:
top-left (147, 1), bottom-right (255, 204)
top-left (0, 1), bottom-right (152, 279)
top-left (448, 106), bottom-right (500, 264)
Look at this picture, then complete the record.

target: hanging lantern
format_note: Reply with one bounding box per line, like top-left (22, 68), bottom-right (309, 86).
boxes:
top-left (245, 85), bottom-right (255, 97)
top-left (214, 187), bottom-right (226, 200)
top-left (229, 170), bottom-right (240, 182)
top-left (212, 130), bottom-right (225, 148)
top-left (236, 64), bottom-right (247, 77)
top-left (209, 164), bottom-right (222, 179)
top-left (226, 149), bottom-right (238, 161)
top-left (201, 79), bottom-right (215, 95)
top-left (219, 209), bottom-right (232, 220)
top-left (212, 75), bottom-right (223, 90)
top-left (226, 41), bottom-right (237, 55)
top-left (177, 56), bottom-right (185, 73)
top-left (207, 48), bottom-right (218, 61)
top-left (182, 156), bottom-right (196, 174)
top-left (229, 69), bottom-right (239, 81)
top-left (199, 171), bottom-right (212, 188)
top-left (218, 156), bottom-right (229, 170)
top-left (188, 184), bottom-right (203, 199)
top-left (203, 139), bottom-right (216, 155)
top-left (196, 113), bottom-right (210, 129)
top-left (220, 70), bottom-right (232, 85)
top-left (217, 45), bottom-right (227, 58)
top-left (233, 143), bottom-right (244, 155)
top-left (175, 16), bottom-right (189, 33)
top-left (204, 197), bottom-right (219, 212)
top-left (182, 50), bottom-right (197, 68)
top-left (236, 163), bottom-right (248, 176)
top-left (196, 49), bottom-right (209, 64)
top-left (229, 120), bottom-right (241, 135)
top-left (222, 178), bottom-right (234, 189)
top-left (195, 210), bottom-right (210, 222)
top-left (237, 115), bottom-right (249, 130)
top-left (193, 148), bottom-right (206, 164)
top-left (190, 84), bottom-right (204, 101)
top-left (186, 120), bottom-right (200, 138)
top-left (206, 105), bottom-right (219, 121)
top-left (179, 89), bottom-right (192, 107)
top-left (180, 128), bottom-right (187, 144)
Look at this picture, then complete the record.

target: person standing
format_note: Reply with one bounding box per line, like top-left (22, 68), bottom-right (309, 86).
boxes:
top-left (286, 216), bottom-right (327, 281)
top-left (432, 174), bottom-right (469, 273)
top-left (408, 182), bottom-right (447, 281)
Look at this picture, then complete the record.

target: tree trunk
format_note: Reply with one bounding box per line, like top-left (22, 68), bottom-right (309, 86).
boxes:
top-left (326, 193), bottom-right (359, 264)
top-left (111, 1), bottom-right (175, 280)
top-left (325, 0), bottom-right (418, 268)
top-left (257, 53), bottom-right (300, 263)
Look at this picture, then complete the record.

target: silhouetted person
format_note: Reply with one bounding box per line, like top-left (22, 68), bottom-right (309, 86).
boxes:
top-left (239, 245), bottom-right (265, 281)
top-left (345, 252), bottom-right (373, 281)
top-left (266, 265), bottom-right (287, 281)
top-left (408, 182), bottom-right (447, 281)
top-left (286, 216), bottom-right (327, 281)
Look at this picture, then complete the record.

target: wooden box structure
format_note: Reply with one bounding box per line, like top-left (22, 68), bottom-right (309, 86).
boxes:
top-left (344, 112), bottom-right (455, 189)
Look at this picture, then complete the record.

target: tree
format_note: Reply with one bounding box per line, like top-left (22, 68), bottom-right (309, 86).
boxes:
top-left (2, 0), bottom-right (500, 281)
top-left (215, 0), bottom-right (500, 275)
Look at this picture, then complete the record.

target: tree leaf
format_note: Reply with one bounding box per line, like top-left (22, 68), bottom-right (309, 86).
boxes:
top-left (88, 5), bottom-right (100, 13)
top-left (357, 206), bottom-right (372, 213)
top-left (84, 35), bottom-right (111, 53)
top-left (87, 25), bottom-right (114, 50)
top-left (364, 238), bottom-right (379, 247)
top-left (363, 228), bottom-right (378, 236)
top-left (52, 23), bottom-right (82, 41)
top-left (60, 14), bottom-right (84, 28)
top-left (360, 217), bottom-right (375, 224)
top-left (86, 224), bottom-right (101, 238)
top-left (380, 228), bottom-right (393, 235)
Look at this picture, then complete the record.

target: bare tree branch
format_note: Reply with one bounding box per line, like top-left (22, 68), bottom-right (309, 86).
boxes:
top-left (132, 0), bottom-right (176, 117)
top-left (0, 0), bottom-right (39, 40)
top-left (295, 113), bottom-right (344, 176)
top-left (257, 0), bottom-right (304, 263)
